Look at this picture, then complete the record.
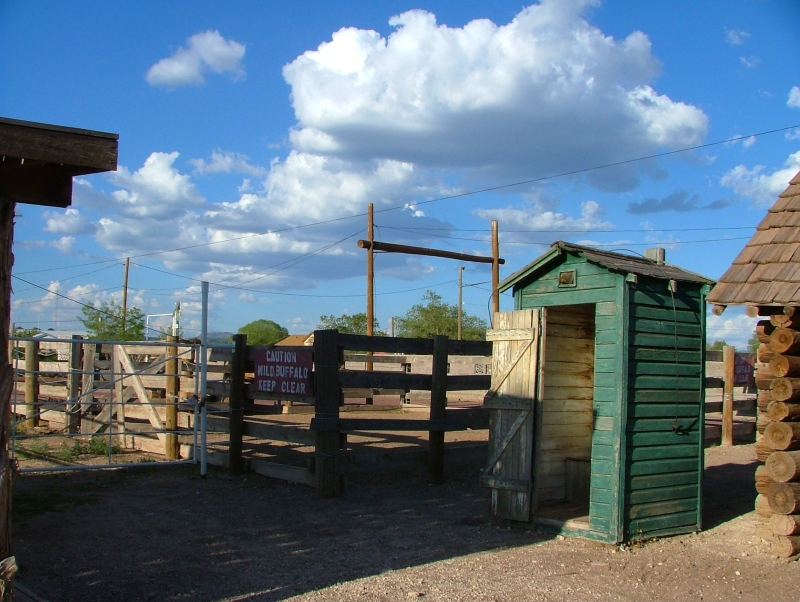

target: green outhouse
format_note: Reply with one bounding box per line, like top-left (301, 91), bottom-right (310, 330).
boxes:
top-left (483, 241), bottom-right (713, 543)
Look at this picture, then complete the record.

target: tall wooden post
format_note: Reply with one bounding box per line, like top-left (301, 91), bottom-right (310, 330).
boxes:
top-left (80, 343), bottom-right (96, 434)
top-left (0, 198), bottom-right (18, 597)
top-left (722, 345), bottom-right (735, 446)
top-left (457, 266), bottom-right (463, 340)
top-left (491, 220), bottom-right (500, 316)
top-left (23, 340), bottom-right (39, 427)
top-left (121, 257), bottom-right (130, 337)
top-left (428, 335), bottom-right (448, 483)
top-left (314, 329), bottom-right (342, 498)
top-left (366, 204), bottom-right (374, 404)
top-left (228, 334), bottom-right (247, 474)
top-left (66, 336), bottom-right (82, 434)
top-left (165, 335), bottom-right (179, 461)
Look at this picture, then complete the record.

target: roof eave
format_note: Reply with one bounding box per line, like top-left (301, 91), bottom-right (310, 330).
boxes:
top-left (498, 245), bottom-right (564, 293)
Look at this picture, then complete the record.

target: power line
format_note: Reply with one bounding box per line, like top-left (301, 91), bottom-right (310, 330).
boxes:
top-left (11, 275), bottom-right (173, 339)
top-left (13, 123), bottom-right (797, 276)
top-left (12, 285), bottom-right (122, 306)
top-left (376, 224), bottom-right (757, 234)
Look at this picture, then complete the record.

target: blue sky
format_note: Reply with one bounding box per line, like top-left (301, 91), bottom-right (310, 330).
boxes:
top-left (2, 0), bottom-right (799, 347)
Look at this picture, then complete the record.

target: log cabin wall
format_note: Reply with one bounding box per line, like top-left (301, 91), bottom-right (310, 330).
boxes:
top-left (538, 304), bottom-right (595, 504)
top-left (623, 279), bottom-right (706, 540)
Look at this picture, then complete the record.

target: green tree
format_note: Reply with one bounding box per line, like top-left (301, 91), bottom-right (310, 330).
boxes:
top-left (238, 319), bottom-right (289, 345)
top-left (13, 327), bottom-right (41, 338)
top-left (706, 340), bottom-right (729, 351)
top-left (318, 313), bottom-right (385, 335)
top-left (748, 333), bottom-right (760, 354)
top-left (79, 300), bottom-right (145, 340)
top-left (395, 290), bottom-right (487, 340)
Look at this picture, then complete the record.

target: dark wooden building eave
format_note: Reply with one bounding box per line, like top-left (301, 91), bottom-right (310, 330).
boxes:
top-left (0, 117), bottom-right (118, 208)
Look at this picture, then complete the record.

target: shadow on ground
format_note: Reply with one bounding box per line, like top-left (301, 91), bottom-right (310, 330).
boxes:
top-left (13, 444), bottom-right (760, 602)
top-left (702, 446), bottom-right (758, 530)
top-left (12, 461), bottom-right (545, 602)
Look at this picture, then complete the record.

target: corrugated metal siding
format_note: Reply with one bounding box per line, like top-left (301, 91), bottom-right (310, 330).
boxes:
top-left (624, 281), bottom-right (704, 539)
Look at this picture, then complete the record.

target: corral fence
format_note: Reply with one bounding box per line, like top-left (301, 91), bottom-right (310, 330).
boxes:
top-left (186, 331), bottom-right (493, 497)
top-left (6, 333), bottom-right (756, 481)
top-left (8, 335), bottom-right (204, 471)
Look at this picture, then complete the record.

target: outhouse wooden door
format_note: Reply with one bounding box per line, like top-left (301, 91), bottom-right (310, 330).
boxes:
top-left (482, 309), bottom-right (543, 521)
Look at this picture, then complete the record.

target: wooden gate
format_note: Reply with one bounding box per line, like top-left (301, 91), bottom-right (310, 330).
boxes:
top-left (482, 309), bottom-right (542, 521)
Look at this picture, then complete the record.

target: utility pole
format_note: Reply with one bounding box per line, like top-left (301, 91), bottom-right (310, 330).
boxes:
top-left (491, 220), bottom-right (500, 316)
top-left (121, 257), bottom-right (130, 338)
top-left (366, 203), bottom-right (374, 404)
top-left (390, 316), bottom-right (394, 337)
top-left (458, 265), bottom-right (463, 340)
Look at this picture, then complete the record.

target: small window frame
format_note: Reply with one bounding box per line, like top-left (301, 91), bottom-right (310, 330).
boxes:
top-left (557, 270), bottom-right (577, 288)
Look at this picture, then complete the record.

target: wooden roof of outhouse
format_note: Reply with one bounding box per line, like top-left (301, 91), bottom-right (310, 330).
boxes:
top-left (499, 241), bottom-right (714, 293)
top-left (707, 170), bottom-right (800, 306)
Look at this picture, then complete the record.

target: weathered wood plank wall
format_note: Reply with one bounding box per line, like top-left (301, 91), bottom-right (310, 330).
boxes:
top-left (538, 305), bottom-right (594, 503)
top-left (624, 281), bottom-right (705, 539)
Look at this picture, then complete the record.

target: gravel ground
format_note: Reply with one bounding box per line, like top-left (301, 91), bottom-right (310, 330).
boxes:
top-left (10, 443), bottom-right (800, 602)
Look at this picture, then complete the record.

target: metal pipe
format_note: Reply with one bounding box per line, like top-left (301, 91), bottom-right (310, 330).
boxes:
top-left (200, 281), bottom-right (209, 476)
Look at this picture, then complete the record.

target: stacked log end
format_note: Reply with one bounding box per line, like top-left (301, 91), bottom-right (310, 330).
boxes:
top-left (752, 307), bottom-right (800, 557)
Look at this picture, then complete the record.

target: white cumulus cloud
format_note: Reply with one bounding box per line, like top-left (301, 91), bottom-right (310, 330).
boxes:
top-left (724, 28), bottom-right (750, 45)
top-left (43, 208), bottom-right (96, 235)
top-left (721, 151), bottom-right (800, 205)
top-left (706, 312), bottom-right (757, 351)
top-left (146, 30), bottom-right (245, 87)
top-left (283, 0), bottom-right (707, 190)
top-left (189, 150), bottom-right (267, 177)
top-left (108, 152), bottom-right (204, 219)
top-left (475, 197), bottom-right (612, 248)
top-left (789, 86), bottom-right (800, 109)
top-left (50, 236), bottom-right (76, 254)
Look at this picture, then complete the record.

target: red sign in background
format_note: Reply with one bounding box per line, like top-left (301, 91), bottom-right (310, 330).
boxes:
top-left (734, 354), bottom-right (755, 386)
top-left (253, 348), bottom-right (313, 396)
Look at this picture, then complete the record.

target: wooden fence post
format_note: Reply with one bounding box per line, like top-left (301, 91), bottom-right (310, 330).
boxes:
top-left (428, 335), bottom-right (448, 483)
top-left (165, 335), bottom-right (179, 460)
top-left (23, 340), bottom-right (38, 427)
top-left (722, 345), bottom-right (735, 446)
top-left (228, 334), bottom-right (247, 475)
top-left (80, 342), bottom-right (96, 434)
top-left (314, 329), bottom-right (342, 498)
top-left (66, 336), bottom-right (82, 434)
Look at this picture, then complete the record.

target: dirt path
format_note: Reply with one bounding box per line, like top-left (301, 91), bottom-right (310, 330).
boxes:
top-left (10, 443), bottom-right (799, 602)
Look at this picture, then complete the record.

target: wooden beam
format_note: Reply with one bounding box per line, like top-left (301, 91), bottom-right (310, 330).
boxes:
top-left (491, 220), bottom-right (500, 314)
top-left (0, 117), bottom-right (118, 172)
top-left (23, 340), bottom-right (39, 427)
top-left (428, 335), bottom-right (448, 483)
top-left (0, 163), bottom-right (73, 207)
top-left (66, 336), bottom-right (82, 434)
top-left (366, 203), bottom-right (374, 404)
top-left (116, 345), bottom-right (166, 445)
top-left (228, 334), bottom-right (246, 475)
top-left (164, 336), bottom-right (179, 461)
top-left (722, 345), bottom-right (734, 446)
top-left (358, 239), bottom-right (505, 265)
top-left (313, 329), bottom-right (342, 498)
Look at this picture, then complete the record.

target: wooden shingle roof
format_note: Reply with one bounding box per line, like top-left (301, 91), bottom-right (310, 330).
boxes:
top-left (707, 170), bottom-right (800, 306)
